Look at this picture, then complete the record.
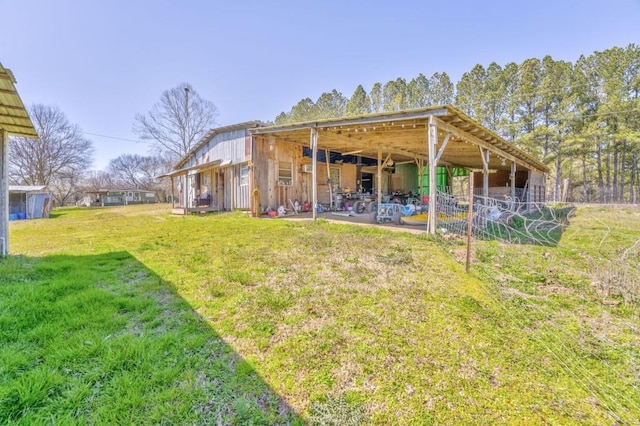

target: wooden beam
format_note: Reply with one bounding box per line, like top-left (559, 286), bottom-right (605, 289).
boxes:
top-left (377, 147), bottom-right (382, 207)
top-left (428, 116), bottom-right (437, 234)
top-left (311, 128), bottom-right (318, 220)
top-left (434, 131), bottom-right (451, 164)
top-left (432, 116), bottom-right (542, 173)
top-left (1, 130), bottom-right (8, 254)
top-left (479, 147), bottom-right (489, 199)
top-left (511, 160), bottom-right (516, 199)
top-left (251, 108), bottom-right (449, 135)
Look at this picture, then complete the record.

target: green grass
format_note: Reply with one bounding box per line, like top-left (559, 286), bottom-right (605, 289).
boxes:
top-left (2, 204), bottom-right (639, 424)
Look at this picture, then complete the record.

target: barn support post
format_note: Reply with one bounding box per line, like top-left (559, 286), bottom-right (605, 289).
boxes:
top-left (325, 149), bottom-right (332, 210)
top-left (377, 147), bottom-right (382, 205)
top-left (427, 116), bottom-right (437, 234)
top-left (415, 158), bottom-right (424, 198)
top-left (170, 176), bottom-right (175, 208)
top-left (310, 128), bottom-right (318, 220)
top-left (511, 160), bottom-right (516, 199)
top-left (0, 130), bottom-right (8, 255)
top-left (479, 147), bottom-right (490, 201)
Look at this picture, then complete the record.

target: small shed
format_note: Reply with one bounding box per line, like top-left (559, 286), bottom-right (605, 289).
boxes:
top-left (8, 185), bottom-right (51, 220)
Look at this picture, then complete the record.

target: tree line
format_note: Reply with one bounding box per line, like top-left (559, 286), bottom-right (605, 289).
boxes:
top-left (8, 45), bottom-right (638, 205)
top-left (275, 44), bottom-right (640, 204)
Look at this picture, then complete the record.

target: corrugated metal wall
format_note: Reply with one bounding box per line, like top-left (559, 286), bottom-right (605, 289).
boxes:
top-left (193, 129), bottom-right (250, 166)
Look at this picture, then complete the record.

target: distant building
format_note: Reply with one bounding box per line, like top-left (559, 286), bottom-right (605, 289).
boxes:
top-left (81, 189), bottom-right (158, 206)
top-left (8, 185), bottom-right (52, 220)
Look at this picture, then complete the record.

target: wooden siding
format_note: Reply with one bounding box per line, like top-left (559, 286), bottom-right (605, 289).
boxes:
top-left (173, 129), bottom-right (254, 212)
top-left (191, 129), bottom-right (251, 167)
top-left (222, 164), bottom-right (250, 210)
top-left (253, 136), bottom-right (388, 212)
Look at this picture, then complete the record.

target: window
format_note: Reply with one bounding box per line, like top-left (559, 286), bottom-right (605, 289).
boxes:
top-left (240, 164), bottom-right (249, 186)
top-left (278, 161), bottom-right (292, 186)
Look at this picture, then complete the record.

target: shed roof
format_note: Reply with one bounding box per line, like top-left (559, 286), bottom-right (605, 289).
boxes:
top-left (0, 63), bottom-right (37, 138)
top-left (159, 159), bottom-right (222, 178)
top-left (252, 105), bottom-right (548, 174)
top-left (8, 185), bottom-right (47, 193)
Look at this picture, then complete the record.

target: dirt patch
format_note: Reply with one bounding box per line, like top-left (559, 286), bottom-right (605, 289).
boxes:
top-left (279, 212), bottom-right (429, 235)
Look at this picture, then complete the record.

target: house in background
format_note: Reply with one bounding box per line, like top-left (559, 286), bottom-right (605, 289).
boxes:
top-left (81, 189), bottom-right (158, 206)
top-left (8, 185), bottom-right (51, 220)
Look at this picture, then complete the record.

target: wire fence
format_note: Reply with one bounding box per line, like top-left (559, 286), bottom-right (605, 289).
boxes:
top-left (403, 190), bottom-right (577, 246)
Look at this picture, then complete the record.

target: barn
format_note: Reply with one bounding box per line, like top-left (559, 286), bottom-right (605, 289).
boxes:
top-left (166, 106), bottom-right (548, 233)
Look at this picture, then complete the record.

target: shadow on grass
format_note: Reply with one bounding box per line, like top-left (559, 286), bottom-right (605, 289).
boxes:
top-left (48, 210), bottom-right (67, 219)
top-left (0, 252), bottom-right (302, 425)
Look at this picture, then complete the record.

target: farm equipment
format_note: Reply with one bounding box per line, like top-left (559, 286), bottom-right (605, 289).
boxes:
top-left (370, 203), bottom-right (403, 224)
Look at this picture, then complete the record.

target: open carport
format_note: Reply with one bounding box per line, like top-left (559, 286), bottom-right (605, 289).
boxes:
top-left (251, 105), bottom-right (549, 233)
top-left (0, 63), bottom-right (37, 254)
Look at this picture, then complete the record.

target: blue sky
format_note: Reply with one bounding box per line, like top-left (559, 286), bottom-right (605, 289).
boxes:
top-left (2, 0), bottom-right (639, 170)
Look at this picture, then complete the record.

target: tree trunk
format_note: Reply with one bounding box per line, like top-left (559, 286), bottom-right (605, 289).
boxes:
top-left (632, 150), bottom-right (638, 204)
top-left (605, 141), bottom-right (611, 203)
top-left (619, 142), bottom-right (626, 203)
top-left (581, 153), bottom-right (589, 202)
top-left (555, 149), bottom-right (562, 203)
top-left (597, 142), bottom-right (604, 203)
top-left (612, 142), bottom-right (619, 203)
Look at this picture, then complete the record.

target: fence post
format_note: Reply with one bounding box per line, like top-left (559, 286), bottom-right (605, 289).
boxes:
top-left (466, 172), bottom-right (475, 273)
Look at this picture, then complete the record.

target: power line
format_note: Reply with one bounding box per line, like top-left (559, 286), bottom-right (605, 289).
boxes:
top-left (81, 131), bottom-right (144, 143)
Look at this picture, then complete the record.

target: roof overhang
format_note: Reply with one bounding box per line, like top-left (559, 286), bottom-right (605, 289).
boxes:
top-left (251, 105), bottom-right (548, 174)
top-left (8, 185), bottom-right (47, 193)
top-left (0, 63), bottom-right (37, 138)
top-left (158, 159), bottom-right (222, 178)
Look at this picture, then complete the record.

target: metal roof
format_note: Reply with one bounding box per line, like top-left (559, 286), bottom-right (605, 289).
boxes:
top-left (0, 63), bottom-right (37, 138)
top-left (158, 159), bottom-right (223, 178)
top-left (8, 185), bottom-right (47, 193)
top-left (252, 105), bottom-right (549, 174)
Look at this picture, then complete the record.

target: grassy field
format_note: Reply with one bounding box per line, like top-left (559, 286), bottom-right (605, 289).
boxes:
top-left (1, 204), bottom-right (639, 424)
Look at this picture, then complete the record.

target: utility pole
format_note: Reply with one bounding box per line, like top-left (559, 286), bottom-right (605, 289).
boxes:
top-left (184, 86), bottom-right (190, 153)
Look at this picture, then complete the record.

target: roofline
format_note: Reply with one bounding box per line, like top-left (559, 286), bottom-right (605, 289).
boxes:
top-left (251, 105), bottom-right (548, 173)
top-left (251, 106), bottom-right (450, 134)
top-left (174, 120), bottom-right (264, 168)
top-left (158, 159), bottom-right (223, 178)
top-left (0, 62), bottom-right (38, 138)
top-left (444, 105), bottom-right (548, 172)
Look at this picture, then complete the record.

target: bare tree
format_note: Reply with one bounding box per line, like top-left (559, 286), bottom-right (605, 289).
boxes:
top-left (49, 166), bottom-right (86, 206)
top-left (108, 154), bottom-right (169, 190)
top-left (84, 170), bottom-right (115, 192)
top-left (133, 83), bottom-right (218, 162)
top-left (9, 104), bottom-right (94, 186)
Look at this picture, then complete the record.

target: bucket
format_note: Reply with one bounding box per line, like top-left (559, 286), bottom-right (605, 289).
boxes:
top-left (9, 214), bottom-right (19, 221)
top-left (17, 212), bottom-right (26, 220)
